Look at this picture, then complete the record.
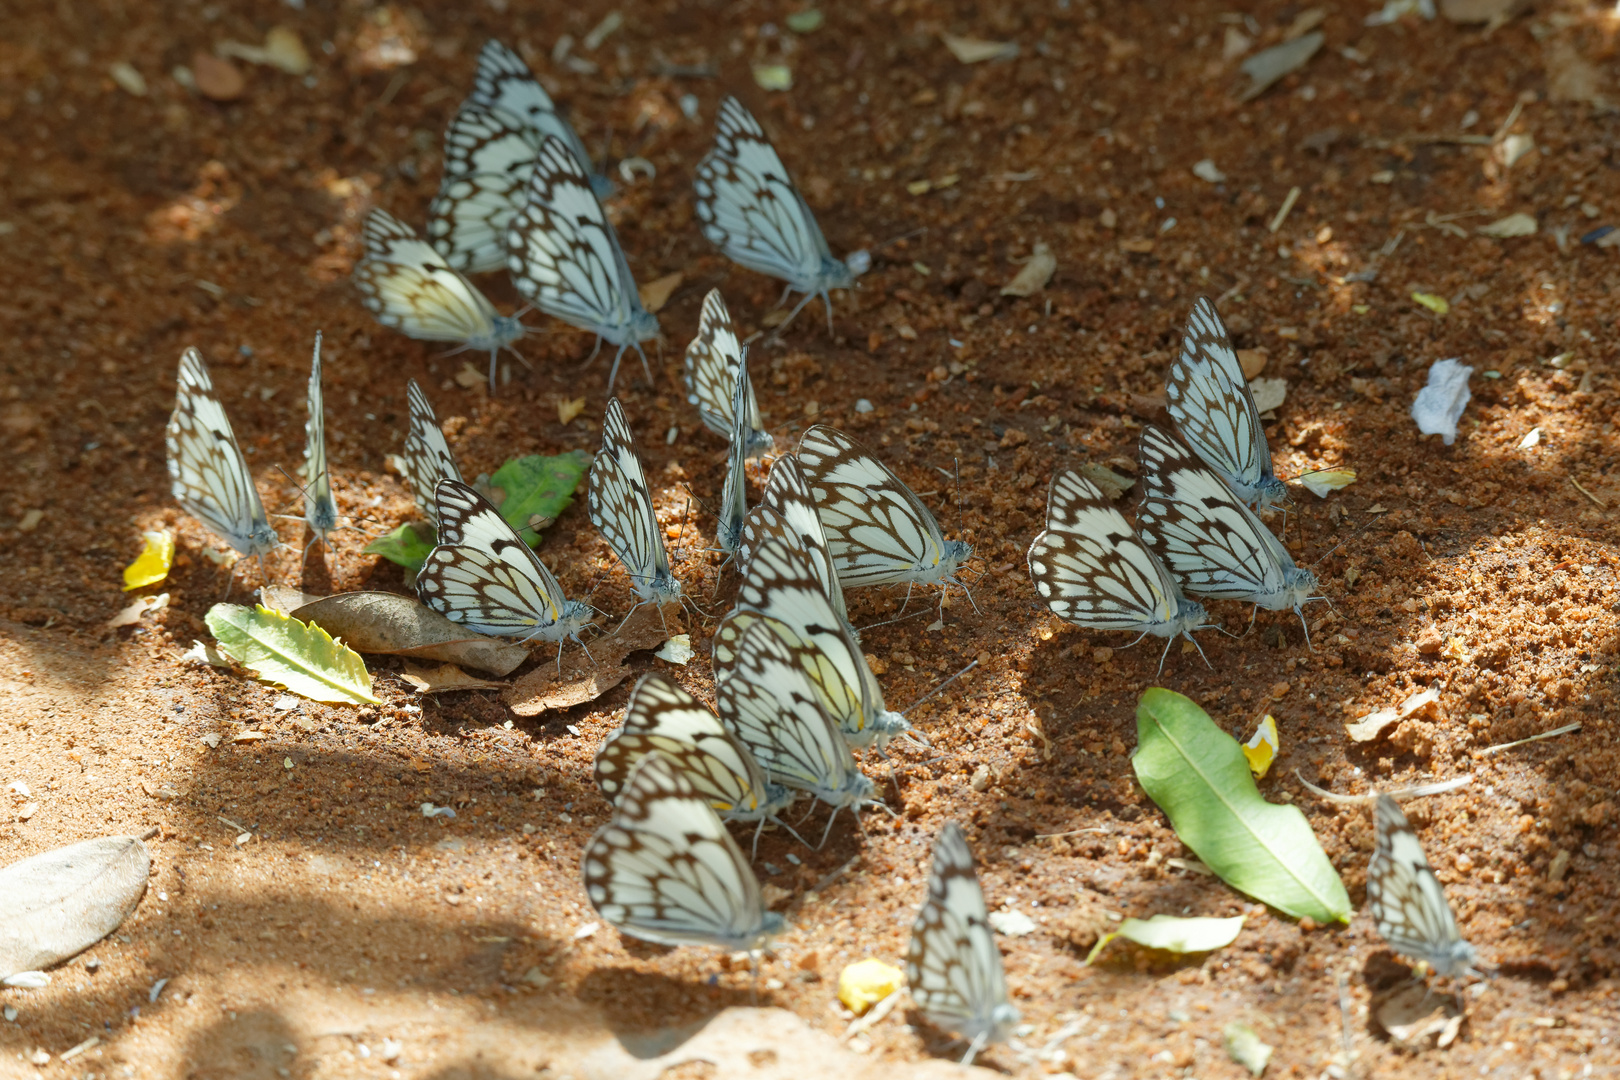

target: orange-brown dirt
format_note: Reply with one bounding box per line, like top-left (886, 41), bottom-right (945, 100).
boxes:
top-left (3, 1), bottom-right (1619, 1077)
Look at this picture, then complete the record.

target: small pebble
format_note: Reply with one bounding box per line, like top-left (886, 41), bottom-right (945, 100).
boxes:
top-left (192, 52), bottom-right (245, 101)
top-left (3, 1006), bottom-right (16, 1021)
top-left (854, 398), bottom-right (874, 413)
top-left (109, 62), bottom-right (147, 96)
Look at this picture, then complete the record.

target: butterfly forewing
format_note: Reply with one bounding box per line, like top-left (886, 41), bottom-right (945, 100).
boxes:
top-left (797, 425), bottom-right (972, 594)
top-left (693, 97), bottom-right (852, 332)
top-left (427, 101), bottom-right (543, 273)
top-left (1026, 470), bottom-right (1202, 638)
top-left (715, 351), bottom-right (754, 554)
top-left (1165, 296), bottom-right (1287, 511)
top-left (741, 456), bottom-right (847, 622)
top-left (582, 753), bottom-right (785, 951)
top-left (402, 379), bottom-right (464, 528)
top-left (1367, 795), bottom-right (1479, 977)
top-left (594, 673), bottom-right (785, 821)
top-left (303, 332), bottom-right (338, 542)
top-left (683, 289), bottom-right (771, 454)
top-left (418, 479), bottom-right (591, 647)
top-left (467, 40), bottom-right (609, 197)
top-left (589, 399), bottom-right (680, 606)
top-left (906, 823), bottom-right (1020, 1055)
top-left (166, 348), bottom-right (279, 559)
top-left (505, 136), bottom-right (657, 391)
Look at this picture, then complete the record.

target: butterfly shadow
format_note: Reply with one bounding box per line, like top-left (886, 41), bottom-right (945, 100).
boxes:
top-left (901, 1008), bottom-right (1017, 1073)
top-left (573, 964), bottom-right (769, 1057)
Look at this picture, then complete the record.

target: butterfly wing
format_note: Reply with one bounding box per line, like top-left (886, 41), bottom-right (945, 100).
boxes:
top-left (594, 673), bottom-right (777, 819)
top-left (797, 424), bottom-right (968, 589)
top-left (1165, 297), bottom-right (1284, 509)
top-left (589, 399), bottom-right (676, 602)
top-left (715, 351), bottom-right (754, 553)
top-left (467, 40), bottom-right (610, 197)
top-left (427, 100), bottom-right (543, 273)
top-left (693, 97), bottom-right (850, 295)
top-left (1026, 470), bottom-right (1197, 635)
top-left (1368, 795), bottom-right (1478, 976)
top-left (506, 136), bottom-right (657, 356)
top-left (418, 479), bottom-right (583, 640)
top-left (304, 332), bottom-right (338, 541)
top-left (165, 348), bottom-right (279, 558)
top-left (906, 823), bottom-right (1019, 1045)
top-left (682, 288), bottom-right (770, 453)
top-left (743, 455), bottom-right (848, 622)
top-left (582, 753), bottom-right (784, 951)
top-left (402, 379), bottom-right (464, 528)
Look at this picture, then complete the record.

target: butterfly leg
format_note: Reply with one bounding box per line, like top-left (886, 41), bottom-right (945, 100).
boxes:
top-left (1295, 604), bottom-right (1315, 650)
top-left (959, 1031), bottom-right (990, 1067)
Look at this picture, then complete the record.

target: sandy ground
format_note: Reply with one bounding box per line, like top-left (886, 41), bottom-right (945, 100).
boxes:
top-left (4, 0), bottom-right (1620, 1076)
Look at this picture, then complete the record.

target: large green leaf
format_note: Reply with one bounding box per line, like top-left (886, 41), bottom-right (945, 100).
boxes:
top-left (363, 521), bottom-right (436, 575)
top-left (491, 450), bottom-right (591, 548)
top-left (205, 604), bottom-right (381, 705)
top-left (1133, 688), bottom-right (1351, 924)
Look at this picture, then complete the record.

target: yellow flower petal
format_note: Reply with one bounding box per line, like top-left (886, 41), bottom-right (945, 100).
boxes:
top-left (1242, 715), bottom-right (1279, 779)
top-left (837, 958), bottom-right (904, 1016)
top-left (123, 529), bottom-right (175, 591)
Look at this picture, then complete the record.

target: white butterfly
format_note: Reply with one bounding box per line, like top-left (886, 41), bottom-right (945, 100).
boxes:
top-left (796, 425), bottom-right (973, 612)
top-left (715, 350), bottom-right (754, 556)
top-left (693, 96), bottom-right (854, 334)
top-left (417, 478), bottom-right (593, 664)
top-left (683, 288), bottom-right (772, 455)
top-left (506, 136), bottom-right (659, 391)
top-left (427, 40), bottom-right (610, 274)
top-left (715, 535), bottom-right (908, 751)
top-left (906, 823), bottom-right (1021, 1066)
top-left (1026, 470), bottom-right (1208, 671)
top-left (1367, 794), bottom-right (1480, 977)
top-left (588, 398), bottom-right (683, 618)
top-left (1165, 296), bottom-right (1288, 512)
top-left (303, 331), bottom-right (339, 548)
top-left (713, 617), bottom-right (877, 844)
top-left (165, 348), bottom-right (280, 562)
top-left (400, 379), bottom-right (464, 530)
top-left (594, 672), bottom-right (795, 827)
top-left (583, 752), bottom-right (786, 952)
top-left (1136, 425), bottom-right (1322, 642)
top-left (741, 455), bottom-right (848, 624)
top-left (353, 208), bottom-right (527, 393)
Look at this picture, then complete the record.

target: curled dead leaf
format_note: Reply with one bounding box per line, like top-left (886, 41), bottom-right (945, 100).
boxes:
top-left (289, 592), bottom-right (529, 676)
top-left (506, 604), bottom-right (682, 717)
top-left (400, 662), bottom-right (508, 695)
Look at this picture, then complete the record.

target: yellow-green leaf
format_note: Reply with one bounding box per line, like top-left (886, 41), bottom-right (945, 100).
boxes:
top-left (205, 604), bottom-right (381, 705)
top-left (1294, 468), bottom-right (1357, 498)
top-left (123, 530), bottom-right (174, 590)
top-left (1086, 914), bottom-right (1245, 965)
top-left (1411, 291), bottom-right (1449, 315)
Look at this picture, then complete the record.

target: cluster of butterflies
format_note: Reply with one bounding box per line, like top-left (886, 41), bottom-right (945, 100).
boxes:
top-left (1027, 296), bottom-right (1325, 673)
top-left (353, 40), bottom-right (865, 395)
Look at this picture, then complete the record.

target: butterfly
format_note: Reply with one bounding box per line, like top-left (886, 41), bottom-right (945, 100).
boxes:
top-left (505, 135), bottom-right (659, 391)
top-left (1026, 470), bottom-right (1209, 673)
top-left (741, 455), bottom-right (848, 624)
top-left (1367, 794), bottom-right (1480, 978)
top-left (796, 425), bottom-right (973, 614)
top-left (400, 379), bottom-right (465, 530)
top-left (693, 96), bottom-right (855, 335)
top-left (1136, 425), bottom-right (1322, 643)
top-left (714, 350), bottom-right (755, 556)
top-left (714, 536), bottom-right (908, 751)
top-left (427, 41), bottom-right (609, 274)
top-left (353, 208), bottom-right (527, 393)
top-left (582, 752), bottom-right (786, 952)
top-left (302, 331), bottom-right (339, 550)
top-left (682, 288), bottom-right (772, 455)
top-left (594, 672), bottom-right (795, 827)
top-left (1165, 296), bottom-right (1289, 512)
top-left (713, 617), bottom-right (877, 845)
top-left (417, 478), bottom-right (593, 666)
top-left (165, 348), bottom-right (280, 564)
top-left (588, 398), bottom-right (683, 616)
top-left (905, 823), bottom-right (1021, 1066)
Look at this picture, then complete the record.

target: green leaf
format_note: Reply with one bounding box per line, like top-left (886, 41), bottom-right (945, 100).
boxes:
top-left (1084, 914), bottom-right (1245, 965)
top-left (205, 604), bottom-right (381, 705)
top-left (489, 450), bottom-right (591, 548)
top-left (363, 522), bottom-right (436, 574)
top-left (1133, 688), bottom-right (1351, 924)
top-left (1224, 1022), bottom-right (1274, 1077)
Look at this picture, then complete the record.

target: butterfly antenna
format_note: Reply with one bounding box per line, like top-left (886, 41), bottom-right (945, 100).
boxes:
top-left (900, 659), bottom-right (979, 717)
top-left (960, 1031), bottom-right (990, 1067)
top-left (815, 806), bottom-right (842, 850)
top-left (855, 604), bottom-right (934, 634)
top-left (1310, 511), bottom-right (1382, 568)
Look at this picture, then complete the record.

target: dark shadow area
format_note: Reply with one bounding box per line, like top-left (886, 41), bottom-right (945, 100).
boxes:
top-left (574, 967), bottom-right (766, 1057)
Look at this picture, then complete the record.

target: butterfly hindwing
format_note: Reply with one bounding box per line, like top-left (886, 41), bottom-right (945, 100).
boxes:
top-left (1367, 795), bottom-right (1479, 977)
top-left (304, 332), bottom-right (338, 543)
top-left (589, 399), bottom-right (680, 607)
top-left (741, 455), bottom-right (847, 622)
top-left (466, 40), bottom-right (609, 197)
top-left (401, 379), bottom-right (464, 529)
top-left (166, 348), bottom-right (279, 559)
top-left (715, 350), bottom-right (754, 554)
top-left (682, 288), bottom-right (771, 454)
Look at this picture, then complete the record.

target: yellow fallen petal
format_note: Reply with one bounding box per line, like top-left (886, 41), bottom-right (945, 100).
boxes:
top-left (1294, 468), bottom-right (1356, 498)
top-left (837, 958), bottom-right (905, 1016)
top-left (1242, 715), bottom-right (1279, 779)
top-left (1411, 292), bottom-right (1449, 315)
top-left (123, 529), bottom-right (175, 590)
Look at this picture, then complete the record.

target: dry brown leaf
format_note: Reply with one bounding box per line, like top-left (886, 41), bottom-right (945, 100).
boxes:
top-left (454, 362), bottom-right (486, 389)
top-left (1440, 0), bottom-right (1528, 24)
top-left (290, 592), bottom-right (529, 676)
top-left (637, 271), bottom-right (682, 314)
top-left (400, 662), bottom-right (508, 695)
top-left (940, 33), bottom-right (1018, 64)
top-left (258, 585), bottom-right (323, 614)
top-left (1237, 32), bottom-right (1323, 102)
top-left (1077, 462), bottom-right (1136, 500)
top-left (1236, 348), bottom-right (1269, 379)
top-left (106, 593), bottom-right (167, 629)
top-left (1000, 242), bottom-right (1056, 297)
top-left (558, 396), bottom-right (587, 425)
top-left (1345, 687), bottom-right (1440, 743)
top-left (232, 730), bottom-right (270, 743)
top-left (506, 604), bottom-right (683, 717)
top-left (1376, 984), bottom-right (1465, 1051)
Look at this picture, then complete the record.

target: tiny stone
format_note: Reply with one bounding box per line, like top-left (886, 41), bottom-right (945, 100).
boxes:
top-left (1093, 647), bottom-right (1114, 663)
top-left (1415, 626), bottom-right (1443, 654)
top-left (193, 52), bottom-right (246, 101)
top-left (854, 398), bottom-right (874, 413)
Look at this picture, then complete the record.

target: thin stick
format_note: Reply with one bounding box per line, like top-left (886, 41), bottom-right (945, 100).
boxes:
top-left (1570, 478), bottom-right (1607, 509)
top-left (1268, 186), bottom-right (1302, 234)
top-left (900, 659), bottom-right (978, 717)
top-left (1478, 722), bottom-right (1582, 756)
top-left (1034, 826), bottom-right (1110, 840)
top-left (1293, 770), bottom-right (1474, 805)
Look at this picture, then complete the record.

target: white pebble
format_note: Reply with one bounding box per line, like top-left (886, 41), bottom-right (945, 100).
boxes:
top-left (854, 399), bottom-right (874, 414)
top-left (1410, 358), bottom-right (1473, 445)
